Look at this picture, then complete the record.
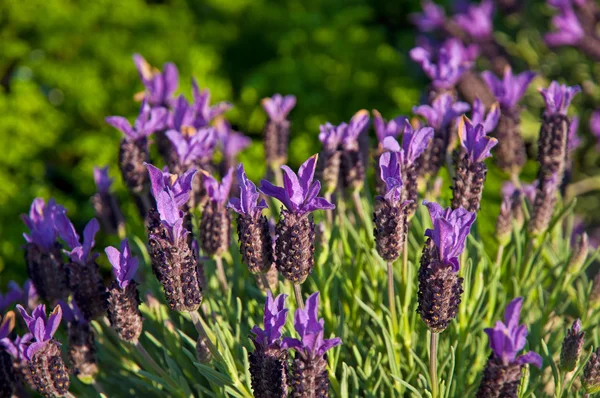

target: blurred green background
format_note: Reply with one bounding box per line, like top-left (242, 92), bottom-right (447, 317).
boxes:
top-left (2, 0), bottom-right (600, 284)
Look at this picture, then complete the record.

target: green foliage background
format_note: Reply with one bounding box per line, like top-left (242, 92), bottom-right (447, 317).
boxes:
top-left (1, 0), bottom-right (600, 284)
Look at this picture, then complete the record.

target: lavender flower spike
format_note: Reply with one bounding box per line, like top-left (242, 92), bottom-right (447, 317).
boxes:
top-left (200, 169), bottom-right (234, 258)
top-left (192, 79), bottom-right (233, 127)
top-left (373, 110), bottom-right (405, 145)
top-left (283, 292), bottom-right (341, 397)
top-left (539, 81), bottom-right (581, 116)
top-left (591, 110), bottom-right (600, 150)
top-left (249, 292), bottom-right (289, 397)
top-left (262, 94), bottom-right (296, 123)
top-left (0, 283), bottom-right (24, 313)
top-left (229, 164), bottom-right (268, 218)
top-left (215, 117), bottom-right (251, 170)
top-left (340, 110), bottom-right (371, 191)
top-left (133, 54), bottom-right (179, 107)
top-left (481, 67), bottom-right (536, 111)
top-left (454, 0), bottom-right (495, 40)
top-left (105, 100), bottom-right (168, 142)
top-left (105, 239), bottom-right (139, 289)
top-left (92, 166), bottom-right (125, 236)
top-left (317, 122), bottom-right (345, 195)
top-left (263, 94), bottom-right (296, 169)
top-left (93, 166), bottom-right (113, 194)
top-left (0, 311), bottom-right (16, 397)
top-left (477, 298), bottom-right (542, 397)
top-left (545, 4), bottom-right (584, 47)
top-left (458, 116), bottom-right (498, 163)
top-left (470, 98), bottom-right (500, 134)
top-left (59, 301), bottom-right (98, 378)
top-left (410, 0), bottom-right (446, 32)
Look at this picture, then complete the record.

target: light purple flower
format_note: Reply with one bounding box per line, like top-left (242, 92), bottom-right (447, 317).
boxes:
top-left (94, 166), bottom-right (113, 194)
top-left (401, 121), bottom-right (435, 165)
top-left (192, 79), bottom-right (233, 127)
top-left (410, 39), bottom-right (478, 89)
top-left (251, 292), bottom-right (288, 350)
top-left (413, 93), bottom-right (471, 131)
top-left (539, 81), bottom-right (581, 115)
top-left (410, 0), bottom-right (446, 32)
top-left (502, 181), bottom-right (537, 204)
top-left (458, 116), bottom-right (498, 162)
top-left (169, 95), bottom-right (197, 131)
top-left (423, 200), bottom-right (476, 271)
top-left (379, 150), bottom-right (404, 203)
top-left (545, 5), bottom-right (584, 47)
top-left (203, 168), bottom-right (234, 205)
top-left (341, 110), bottom-right (371, 150)
top-left (166, 127), bottom-right (218, 166)
top-left (262, 94), bottom-right (296, 122)
top-left (56, 216), bottom-right (100, 265)
top-left (259, 155), bottom-right (335, 215)
top-left (590, 110), bottom-right (600, 147)
top-left (22, 198), bottom-right (65, 251)
top-left (484, 297), bottom-right (543, 368)
top-left (470, 99), bottom-right (500, 133)
top-left (215, 117), bottom-right (251, 159)
top-left (16, 304), bottom-right (62, 361)
top-left (282, 292), bottom-right (342, 359)
top-left (567, 116), bottom-right (581, 152)
top-left (133, 54), bottom-right (179, 107)
top-left (481, 67), bottom-right (537, 110)
top-left (318, 122), bottom-right (346, 152)
top-left (106, 100), bottom-right (168, 141)
top-left (58, 300), bottom-right (84, 325)
top-left (373, 110), bottom-right (406, 144)
top-left (228, 164), bottom-right (268, 218)
top-left (0, 333), bottom-right (32, 361)
top-left (0, 283), bottom-right (22, 313)
top-left (105, 239), bottom-right (139, 289)
top-left (454, 0), bottom-right (495, 40)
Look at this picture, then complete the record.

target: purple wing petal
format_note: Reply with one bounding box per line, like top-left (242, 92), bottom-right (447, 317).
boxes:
top-left (105, 116), bottom-right (135, 139)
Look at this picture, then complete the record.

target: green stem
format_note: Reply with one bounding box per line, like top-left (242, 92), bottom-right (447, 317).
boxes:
top-left (351, 190), bottom-right (367, 228)
top-left (293, 283), bottom-right (305, 310)
top-left (495, 244), bottom-right (504, 268)
top-left (134, 341), bottom-right (177, 389)
top-left (387, 261), bottom-right (397, 332)
top-left (92, 380), bottom-right (106, 397)
top-left (259, 272), bottom-right (274, 296)
top-left (189, 310), bottom-right (222, 363)
top-left (430, 332), bottom-right (439, 398)
top-left (215, 256), bottom-right (229, 292)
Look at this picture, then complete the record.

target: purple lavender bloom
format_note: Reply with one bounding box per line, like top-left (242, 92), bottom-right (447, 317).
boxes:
top-left (133, 54), bottom-right (179, 107)
top-left (410, 39), bottom-right (478, 89)
top-left (203, 168), bottom-right (234, 205)
top-left (106, 100), bottom-right (168, 141)
top-left (539, 81), bottom-right (581, 115)
top-left (470, 98), bottom-right (500, 133)
top-left (410, 0), bottom-right (446, 32)
top-left (259, 155), bottom-right (335, 216)
top-left (192, 79), bottom-right (233, 127)
top-left (56, 216), bottom-right (100, 266)
top-left (0, 283), bottom-right (24, 313)
top-left (0, 333), bottom-right (32, 361)
top-left (454, 0), bottom-right (495, 40)
top-left (318, 122), bottom-right (345, 152)
top-left (93, 166), bottom-right (113, 194)
top-left (251, 292), bottom-right (288, 350)
top-left (400, 122), bottom-right (435, 165)
top-left (166, 127), bottom-right (217, 166)
top-left (484, 298), bottom-right (543, 368)
top-left (423, 200), bottom-right (476, 271)
top-left (413, 93), bottom-right (471, 131)
top-left (169, 95), bottom-right (197, 131)
top-left (341, 109), bottom-right (371, 150)
top-left (215, 117), bottom-right (251, 159)
top-left (567, 116), bottom-right (581, 152)
top-left (228, 164), bottom-right (268, 217)
top-left (22, 198), bottom-right (65, 251)
top-left (16, 304), bottom-right (62, 361)
top-left (591, 110), bottom-right (600, 147)
top-left (105, 239), bottom-right (139, 289)
top-left (545, 4), bottom-right (584, 47)
top-left (58, 300), bottom-right (84, 325)
top-left (262, 94), bottom-right (296, 123)
top-left (458, 116), bottom-right (498, 162)
top-left (481, 67), bottom-right (536, 110)
top-left (282, 292), bottom-right (342, 358)
top-left (373, 110), bottom-right (406, 144)
top-left (378, 150), bottom-right (403, 203)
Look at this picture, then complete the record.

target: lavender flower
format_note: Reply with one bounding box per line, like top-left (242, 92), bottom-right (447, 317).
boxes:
top-left (373, 110), bottom-right (405, 146)
top-left (106, 100), bottom-right (168, 142)
top-left (92, 166), bottom-right (125, 236)
top-left (340, 110), bottom-right (371, 191)
top-left (17, 304), bottom-right (70, 397)
top-left (454, 0), bottom-right (495, 40)
top-left (249, 292), bottom-right (289, 397)
top-left (545, 4), bottom-right (585, 47)
top-left (59, 301), bottom-right (98, 379)
top-left (470, 99), bottom-right (500, 133)
top-left (317, 122), bottom-right (345, 195)
top-left (133, 53), bottom-right (179, 107)
top-left (263, 94), bottom-right (296, 168)
top-left (539, 81), bottom-right (581, 116)
top-left (0, 312), bottom-right (16, 397)
top-left (481, 67), bottom-right (536, 111)
top-left (229, 164), bottom-right (273, 274)
top-left (260, 155), bottom-right (334, 284)
top-left (458, 116), bottom-right (498, 163)
top-left (215, 117), bottom-right (251, 172)
top-left (105, 239), bottom-right (144, 342)
top-left (93, 166), bottom-right (112, 194)
top-left (0, 332), bottom-right (35, 391)
top-left (262, 94), bottom-right (296, 123)
top-left (529, 172), bottom-right (560, 235)
top-left (283, 292), bottom-right (341, 397)
top-left (410, 0), bottom-right (446, 32)
top-left (166, 126), bottom-right (217, 170)
top-left (200, 169), bottom-right (233, 257)
top-left (495, 182), bottom-right (534, 244)
top-left (477, 298), bottom-right (542, 397)
top-left (22, 198), bottom-right (69, 303)
top-left (192, 79), bottom-right (233, 128)
top-left (584, 348), bottom-right (600, 394)
top-left (591, 110), bottom-right (600, 149)
top-left (560, 319), bottom-right (584, 372)
top-left (0, 284), bottom-right (23, 313)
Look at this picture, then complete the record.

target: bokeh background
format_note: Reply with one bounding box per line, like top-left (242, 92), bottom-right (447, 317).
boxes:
top-left (2, 0), bottom-right (600, 284)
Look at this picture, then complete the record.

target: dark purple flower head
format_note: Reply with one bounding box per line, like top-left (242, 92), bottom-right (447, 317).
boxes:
top-left (567, 116), bottom-right (581, 152)
top-left (401, 121), bottom-right (435, 165)
top-left (410, 0), bottom-right (446, 32)
top-left (591, 110), bottom-right (600, 148)
top-left (413, 93), bottom-right (470, 131)
top-left (94, 166), bottom-right (113, 194)
top-left (259, 155), bottom-right (335, 215)
top-left (481, 67), bottom-right (536, 110)
top-left (454, 0), bottom-right (494, 40)
top-left (539, 81), bottom-right (581, 116)
top-left (192, 79), bottom-right (232, 127)
top-left (228, 164), bottom-right (268, 218)
top-left (0, 312), bottom-right (15, 341)
top-left (545, 4), bottom-right (584, 47)
top-left (215, 117), bottom-right (251, 159)
top-left (423, 200), bottom-right (476, 271)
top-left (22, 198), bottom-right (65, 251)
top-left (133, 54), bottom-right (179, 107)
top-left (167, 127), bottom-right (217, 166)
top-left (410, 39), bottom-right (478, 89)
top-left (16, 304), bottom-right (62, 361)
top-left (251, 292), bottom-right (288, 350)
top-left (56, 215), bottom-right (100, 265)
top-left (105, 239), bottom-right (139, 289)
top-left (458, 116), bottom-right (498, 162)
top-left (58, 300), bottom-right (84, 325)
top-left (106, 99), bottom-right (168, 141)
top-left (373, 110), bottom-right (406, 144)
top-left (470, 99), bottom-right (500, 133)
top-left (262, 94), bottom-right (296, 122)
top-left (282, 292), bottom-right (342, 359)
top-left (341, 110), bottom-right (371, 150)
top-left (318, 122), bottom-right (346, 152)
top-left (484, 297), bottom-right (543, 368)
top-left (203, 168), bottom-right (234, 204)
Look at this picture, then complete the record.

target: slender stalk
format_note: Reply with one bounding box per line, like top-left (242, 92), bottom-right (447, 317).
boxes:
top-left (66, 392), bottom-right (78, 398)
top-left (134, 341), bottom-right (176, 388)
top-left (429, 332), bottom-right (439, 398)
top-left (215, 256), bottom-right (229, 292)
top-left (387, 261), bottom-right (397, 332)
top-left (189, 310), bottom-right (222, 362)
top-left (92, 380), bottom-right (106, 397)
top-left (325, 192), bottom-right (334, 226)
top-left (259, 272), bottom-right (274, 296)
top-left (351, 190), bottom-right (367, 228)
top-left (495, 244), bottom-right (504, 268)
top-left (402, 238), bottom-right (409, 282)
top-left (293, 283), bottom-right (305, 310)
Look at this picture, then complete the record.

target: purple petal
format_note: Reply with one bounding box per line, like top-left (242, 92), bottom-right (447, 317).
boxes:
top-left (259, 180), bottom-right (292, 211)
top-left (105, 116), bottom-right (135, 139)
top-left (517, 351), bottom-right (543, 368)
